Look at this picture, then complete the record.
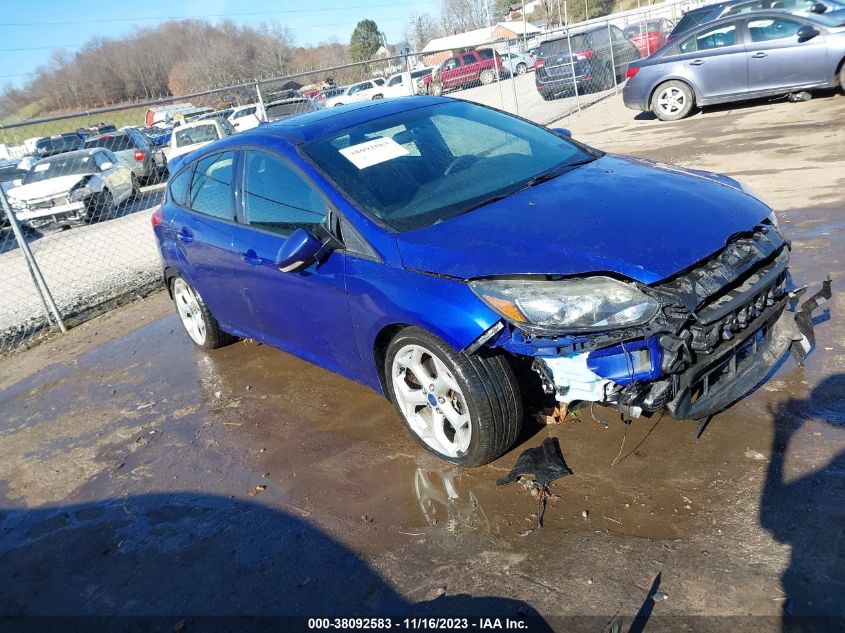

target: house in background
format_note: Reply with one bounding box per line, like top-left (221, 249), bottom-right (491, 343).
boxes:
top-left (420, 22), bottom-right (542, 66)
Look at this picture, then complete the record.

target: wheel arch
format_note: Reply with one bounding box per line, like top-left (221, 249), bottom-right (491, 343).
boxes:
top-left (373, 323), bottom-right (411, 397)
top-left (835, 55), bottom-right (845, 86)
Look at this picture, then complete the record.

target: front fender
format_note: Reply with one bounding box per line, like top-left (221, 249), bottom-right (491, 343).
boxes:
top-left (345, 258), bottom-right (500, 393)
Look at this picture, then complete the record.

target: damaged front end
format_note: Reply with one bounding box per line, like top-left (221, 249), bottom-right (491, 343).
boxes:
top-left (469, 222), bottom-right (832, 422)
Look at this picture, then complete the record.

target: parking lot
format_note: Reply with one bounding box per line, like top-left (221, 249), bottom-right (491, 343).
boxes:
top-left (1, 90), bottom-right (843, 628)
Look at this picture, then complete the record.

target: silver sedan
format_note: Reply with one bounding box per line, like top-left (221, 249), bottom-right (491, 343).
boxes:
top-left (622, 10), bottom-right (845, 120)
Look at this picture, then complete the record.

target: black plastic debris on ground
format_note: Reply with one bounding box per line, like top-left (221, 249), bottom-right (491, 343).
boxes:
top-left (497, 437), bottom-right (573, 488)
top-left (496, 437), bottom-right (573, 530)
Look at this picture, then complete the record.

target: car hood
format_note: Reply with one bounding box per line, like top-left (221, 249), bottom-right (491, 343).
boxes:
top-left (395, 155), bottom-right (771, 284)
top-left (7, 174), bottom-right (89, 202)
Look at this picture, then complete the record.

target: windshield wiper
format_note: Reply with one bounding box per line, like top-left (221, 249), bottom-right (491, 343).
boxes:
top-left (458, 192), bottom-right (514, 216)
top-left (524, 158), bottom-right (595, 188)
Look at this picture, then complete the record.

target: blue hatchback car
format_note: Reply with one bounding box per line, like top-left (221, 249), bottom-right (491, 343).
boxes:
top-left (152, 96), bottom-right (830, 467)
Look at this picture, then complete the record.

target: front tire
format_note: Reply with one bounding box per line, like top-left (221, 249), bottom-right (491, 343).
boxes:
top-left (651, 80), bottom-right (695, 121)
top-left (385, 327), bottom-right (522, 467)
top-left (85, 189), bottom-right (113, 223)
top-left (171, 276), bottom-right (237, 350)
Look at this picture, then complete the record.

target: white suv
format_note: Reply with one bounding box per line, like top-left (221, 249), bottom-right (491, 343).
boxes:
top-left (323, 80), bottom-right (384, 107)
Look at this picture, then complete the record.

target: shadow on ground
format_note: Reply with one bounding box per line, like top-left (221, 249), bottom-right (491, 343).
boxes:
top-left (761, 374), bottom-right (845, 629)
top-left (0, 492), bottom-right (554, 631)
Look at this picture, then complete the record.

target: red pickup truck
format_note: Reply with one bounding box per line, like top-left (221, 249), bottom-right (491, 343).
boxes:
top-left (424, 49), bottom-right (505, 95)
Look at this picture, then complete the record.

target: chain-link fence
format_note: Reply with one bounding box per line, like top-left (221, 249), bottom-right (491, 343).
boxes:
top-left (0, 0), bottom-right (705, 354)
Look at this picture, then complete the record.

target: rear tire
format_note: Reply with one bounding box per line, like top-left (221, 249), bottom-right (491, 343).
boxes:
top-left (651, 80), bottom-right (695, 121)
top-left (516, 63), bottom-right (528, 75)
top-left (839, 62), bottom-right (845, 93)
top-left (171, 276), bottom-right (237, 350)
top-left (479, 69), bottom-right (496, 85)
top-left (130, 174), bottom-right (140, 197)
top-left (385, 327), bottom-right (522, 467)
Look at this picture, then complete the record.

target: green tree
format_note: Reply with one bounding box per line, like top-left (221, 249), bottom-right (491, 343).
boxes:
top-left (349, 19), bottom-right (382, 62)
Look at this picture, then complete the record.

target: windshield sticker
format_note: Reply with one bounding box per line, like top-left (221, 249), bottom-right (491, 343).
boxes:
top-left (34, 163), bottom-right (50, 172)
top-left (339, 137), bottom-right (409, 169)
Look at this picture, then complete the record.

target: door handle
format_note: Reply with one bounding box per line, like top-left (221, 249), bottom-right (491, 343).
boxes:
top-left (240, 249), bottom-right (263, 266)
top-left (751, 52), bottom-right (768, 58)
top-left (689, 59), bottom-right (704, 66)
top-left (178, 227), bottom-right (193, 244)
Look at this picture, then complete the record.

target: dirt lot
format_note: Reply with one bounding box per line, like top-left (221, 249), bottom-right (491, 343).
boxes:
top-left (1, 92), bottom-right (844, 631)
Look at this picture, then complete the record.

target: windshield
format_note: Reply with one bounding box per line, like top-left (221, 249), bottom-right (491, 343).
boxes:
top-left (672, 8), bottom-right (712, 34)
top-left (83, 134), bottom-right (135, 152)
top-left (540, 34), bottom-right (590, 56)
top-left (175, 124), bottom-right (218, 147)
top-left (804, 8), bottom-right (845, 24)
top-left (23, 154), bottom-right (96, 184)
top-left (301, 101), bottom-right (597, 232)
top-left (625, 21), bottom-right (664, 36)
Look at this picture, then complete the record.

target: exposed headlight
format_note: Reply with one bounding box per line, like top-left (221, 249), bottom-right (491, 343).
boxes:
top-left (469, 276), bottom-right (659, 334)
top-left (69, 185), bottom-right (93, 202)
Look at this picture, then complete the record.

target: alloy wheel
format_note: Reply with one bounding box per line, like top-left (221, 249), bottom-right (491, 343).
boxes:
top-left (657, 86), bottom-right (686, 116)
top-left (172, 278), bottom-right (207, 346)
top-left (391, 344), bottom-right (472, 458)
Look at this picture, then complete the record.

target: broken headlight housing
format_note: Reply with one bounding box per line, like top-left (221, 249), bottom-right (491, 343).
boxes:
top-left (70, 184), bottom-right (93, 202)
top-left (469, 276), bottom-right (659, 334)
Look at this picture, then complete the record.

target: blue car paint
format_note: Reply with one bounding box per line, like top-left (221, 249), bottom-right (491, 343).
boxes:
top-left (396, 154), bottom-right (770, 284)
top-left (152, 96), bottom-right (771, 398)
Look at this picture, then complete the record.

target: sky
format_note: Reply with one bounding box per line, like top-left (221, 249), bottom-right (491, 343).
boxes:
top-left (0, 0), bottom-right (444, 87)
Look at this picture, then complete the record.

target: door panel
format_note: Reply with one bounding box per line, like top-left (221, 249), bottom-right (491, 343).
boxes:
top-left (171, 151), bottom-right (257, 337)
top-left (232, 150), bottom-right (362, 379)
top-left (677, 21), bottom-right (747, 100)
top-left (745, 18), bottom-right (827, 91)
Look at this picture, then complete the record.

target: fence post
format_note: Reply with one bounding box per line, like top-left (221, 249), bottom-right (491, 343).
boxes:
top-left (255, 80), bottom-right (266, 122)
top-left (565, 21), bottom-right (582, 112)
top-left (0, 188), bottom-right (67, 333)
top-left (607, 19), bottom-right (618, 92)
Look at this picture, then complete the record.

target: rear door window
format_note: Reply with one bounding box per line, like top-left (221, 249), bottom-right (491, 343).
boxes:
top-left (679, 22), bottom-right (738, 52)
top-left (462, 53), bottom-right (478, 65)
top-left (189, 152), bottom-right (235, 220)
top-left (242, 150), bottom-right (327, 236)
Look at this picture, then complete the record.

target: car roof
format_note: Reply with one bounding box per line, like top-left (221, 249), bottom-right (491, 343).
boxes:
top-left (201, 96), bottom-right (453, 147)
top-left (674, 9), bottom-right (819, 36)
top-left (39, 148), bottom-right (102, 161)
top-left (542, 22), bottom-right (615, 40)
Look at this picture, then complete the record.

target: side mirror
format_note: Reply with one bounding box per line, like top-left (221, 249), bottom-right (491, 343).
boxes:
top-left (553, 127), bottom-right (573, 137)
top-left (797, 25), bottom-right (820, 41)
top-left (276, 228), bottom-right (323, 273)
top-left (99, 161), bottom-right (113, 171)
top-left (810, 1), bottom-right (827, 12)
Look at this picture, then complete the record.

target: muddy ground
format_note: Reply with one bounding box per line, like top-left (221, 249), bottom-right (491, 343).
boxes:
top-left (1, 92), bottom-right (844, 631)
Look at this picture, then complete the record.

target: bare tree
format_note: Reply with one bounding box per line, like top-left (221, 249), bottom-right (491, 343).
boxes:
top-left (405, 12), bottom-right (443, 52)
top-left (440, 0), bottom-right (491, 34)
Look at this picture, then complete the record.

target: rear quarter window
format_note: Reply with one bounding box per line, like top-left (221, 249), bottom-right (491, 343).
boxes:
top-left (168, 165), bottom-right (193, 207)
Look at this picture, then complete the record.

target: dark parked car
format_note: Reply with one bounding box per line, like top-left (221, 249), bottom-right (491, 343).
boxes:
top-left (152, 97), bottom-right (829, 467)
top-left (666, 0), bottom-right (844, 43)
top-left (34, 133), bottom-right (84, 158)
top-left (264, 97), bottom-right (314, 122)
top-left (535, 24), bottom-right (641, 99)
top-left (624, 11), bottom-right (845, 120)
